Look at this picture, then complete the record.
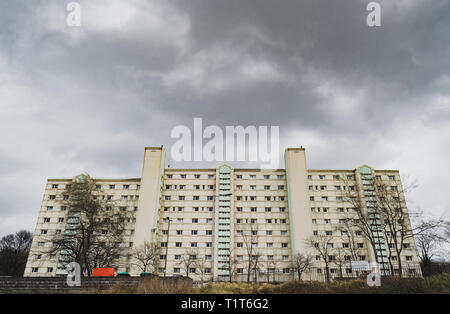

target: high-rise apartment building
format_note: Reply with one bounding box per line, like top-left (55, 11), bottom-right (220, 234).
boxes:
top-left (24, 147), bottom-right (421, 281)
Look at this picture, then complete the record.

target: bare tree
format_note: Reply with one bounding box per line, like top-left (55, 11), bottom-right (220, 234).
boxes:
top-left (374, 179), bottom-right (445, 276)
top-left (132, 241), bottom-right (159, 274)
top-left (293, 253), bottom-right (314, 281)
top-left (195, 251), bottom-right (211, 285)
top-left (177, 248), bottom-right (198, 279)
top-left (46, 175), bottom-right (132, 276)
top-left (339, 177), bottom-right (383, 272)
top-left (340, 174), bottom-right (445, 277)
top-left (331, 246), bottom-right (350, 279)
top-left (307, 234), bottom-right (333, 282)
top-left (414, 214), bottom-right (448, 275)
top-left (241, 225), bottom-right (260, 282)
top-left (223, 247), bottom-right (239, 282)
top-left (0, 230), bottom-right (33, 277)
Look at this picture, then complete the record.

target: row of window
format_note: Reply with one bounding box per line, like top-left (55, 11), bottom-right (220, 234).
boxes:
top-left (309, 196), bottom-right (356, 202)
top-left (236, 218), bottom-right (288, 224)
top-left (99, 184), bottom-right (140, 190)
top-left (308, 175), bottom-right (354, 180)
top-left (50, 183), bottom-right (141, 190)
top-left (166, 174), bottom-right (214, 179)
top-left (235, 185), bottom-right (285, 191)
top-left (165, 174), bottom-right (285, 180)
top-left (307, 174), bottom-right (396, 181)
top-left (236, 207), bottom-right (286, 212)
top-left (47, 194), bottom-right (140, 202)
top-left (309, 185), bottom-right (354, 191)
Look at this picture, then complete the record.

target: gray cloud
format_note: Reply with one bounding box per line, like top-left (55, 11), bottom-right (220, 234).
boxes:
top-left (0, 0), bottom-right (449, 237)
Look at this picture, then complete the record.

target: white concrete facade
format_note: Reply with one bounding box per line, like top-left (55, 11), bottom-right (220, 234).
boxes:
top-left (24, 147), bottom-right (421, 280)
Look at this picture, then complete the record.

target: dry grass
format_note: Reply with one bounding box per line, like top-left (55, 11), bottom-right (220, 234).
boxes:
top-left (136, 277), bottom-right (192, 294)
top-left (195, 273), bottom-right (450, 294)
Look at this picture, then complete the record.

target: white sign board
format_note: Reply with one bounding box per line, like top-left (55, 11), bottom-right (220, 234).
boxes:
top-left (351, 261), bottom-right (370, 271)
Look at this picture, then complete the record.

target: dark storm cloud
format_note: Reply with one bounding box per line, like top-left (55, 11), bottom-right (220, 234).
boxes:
top-left (0, 0), bottom-right (449, 236)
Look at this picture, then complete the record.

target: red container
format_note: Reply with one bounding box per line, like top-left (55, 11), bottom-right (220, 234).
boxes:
top-left (92, 268), bottom-right (115, 277)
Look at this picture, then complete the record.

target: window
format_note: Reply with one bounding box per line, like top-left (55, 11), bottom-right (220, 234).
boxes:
top-left (176, 242), bottom-right (182, 247)
top-left (41, 230), bottom-right (47, 235)
top-left (192, 218), bottom-right (198, 223)
top-left (281, 243), bottom-right (288, 248)
top-left (32, 267), bottom-right (38, 273)
top-left (278, 185), bottom-right (284, 190)
top-left (43, 218), bottom-right (50, 223)
top-left (319, 175), bottom-right (325, 180)
top-left (49, 195), bottom-right (56, 200)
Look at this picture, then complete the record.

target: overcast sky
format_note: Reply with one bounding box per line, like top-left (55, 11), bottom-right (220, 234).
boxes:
top-left (0, 0), bottom-right (449, 237)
